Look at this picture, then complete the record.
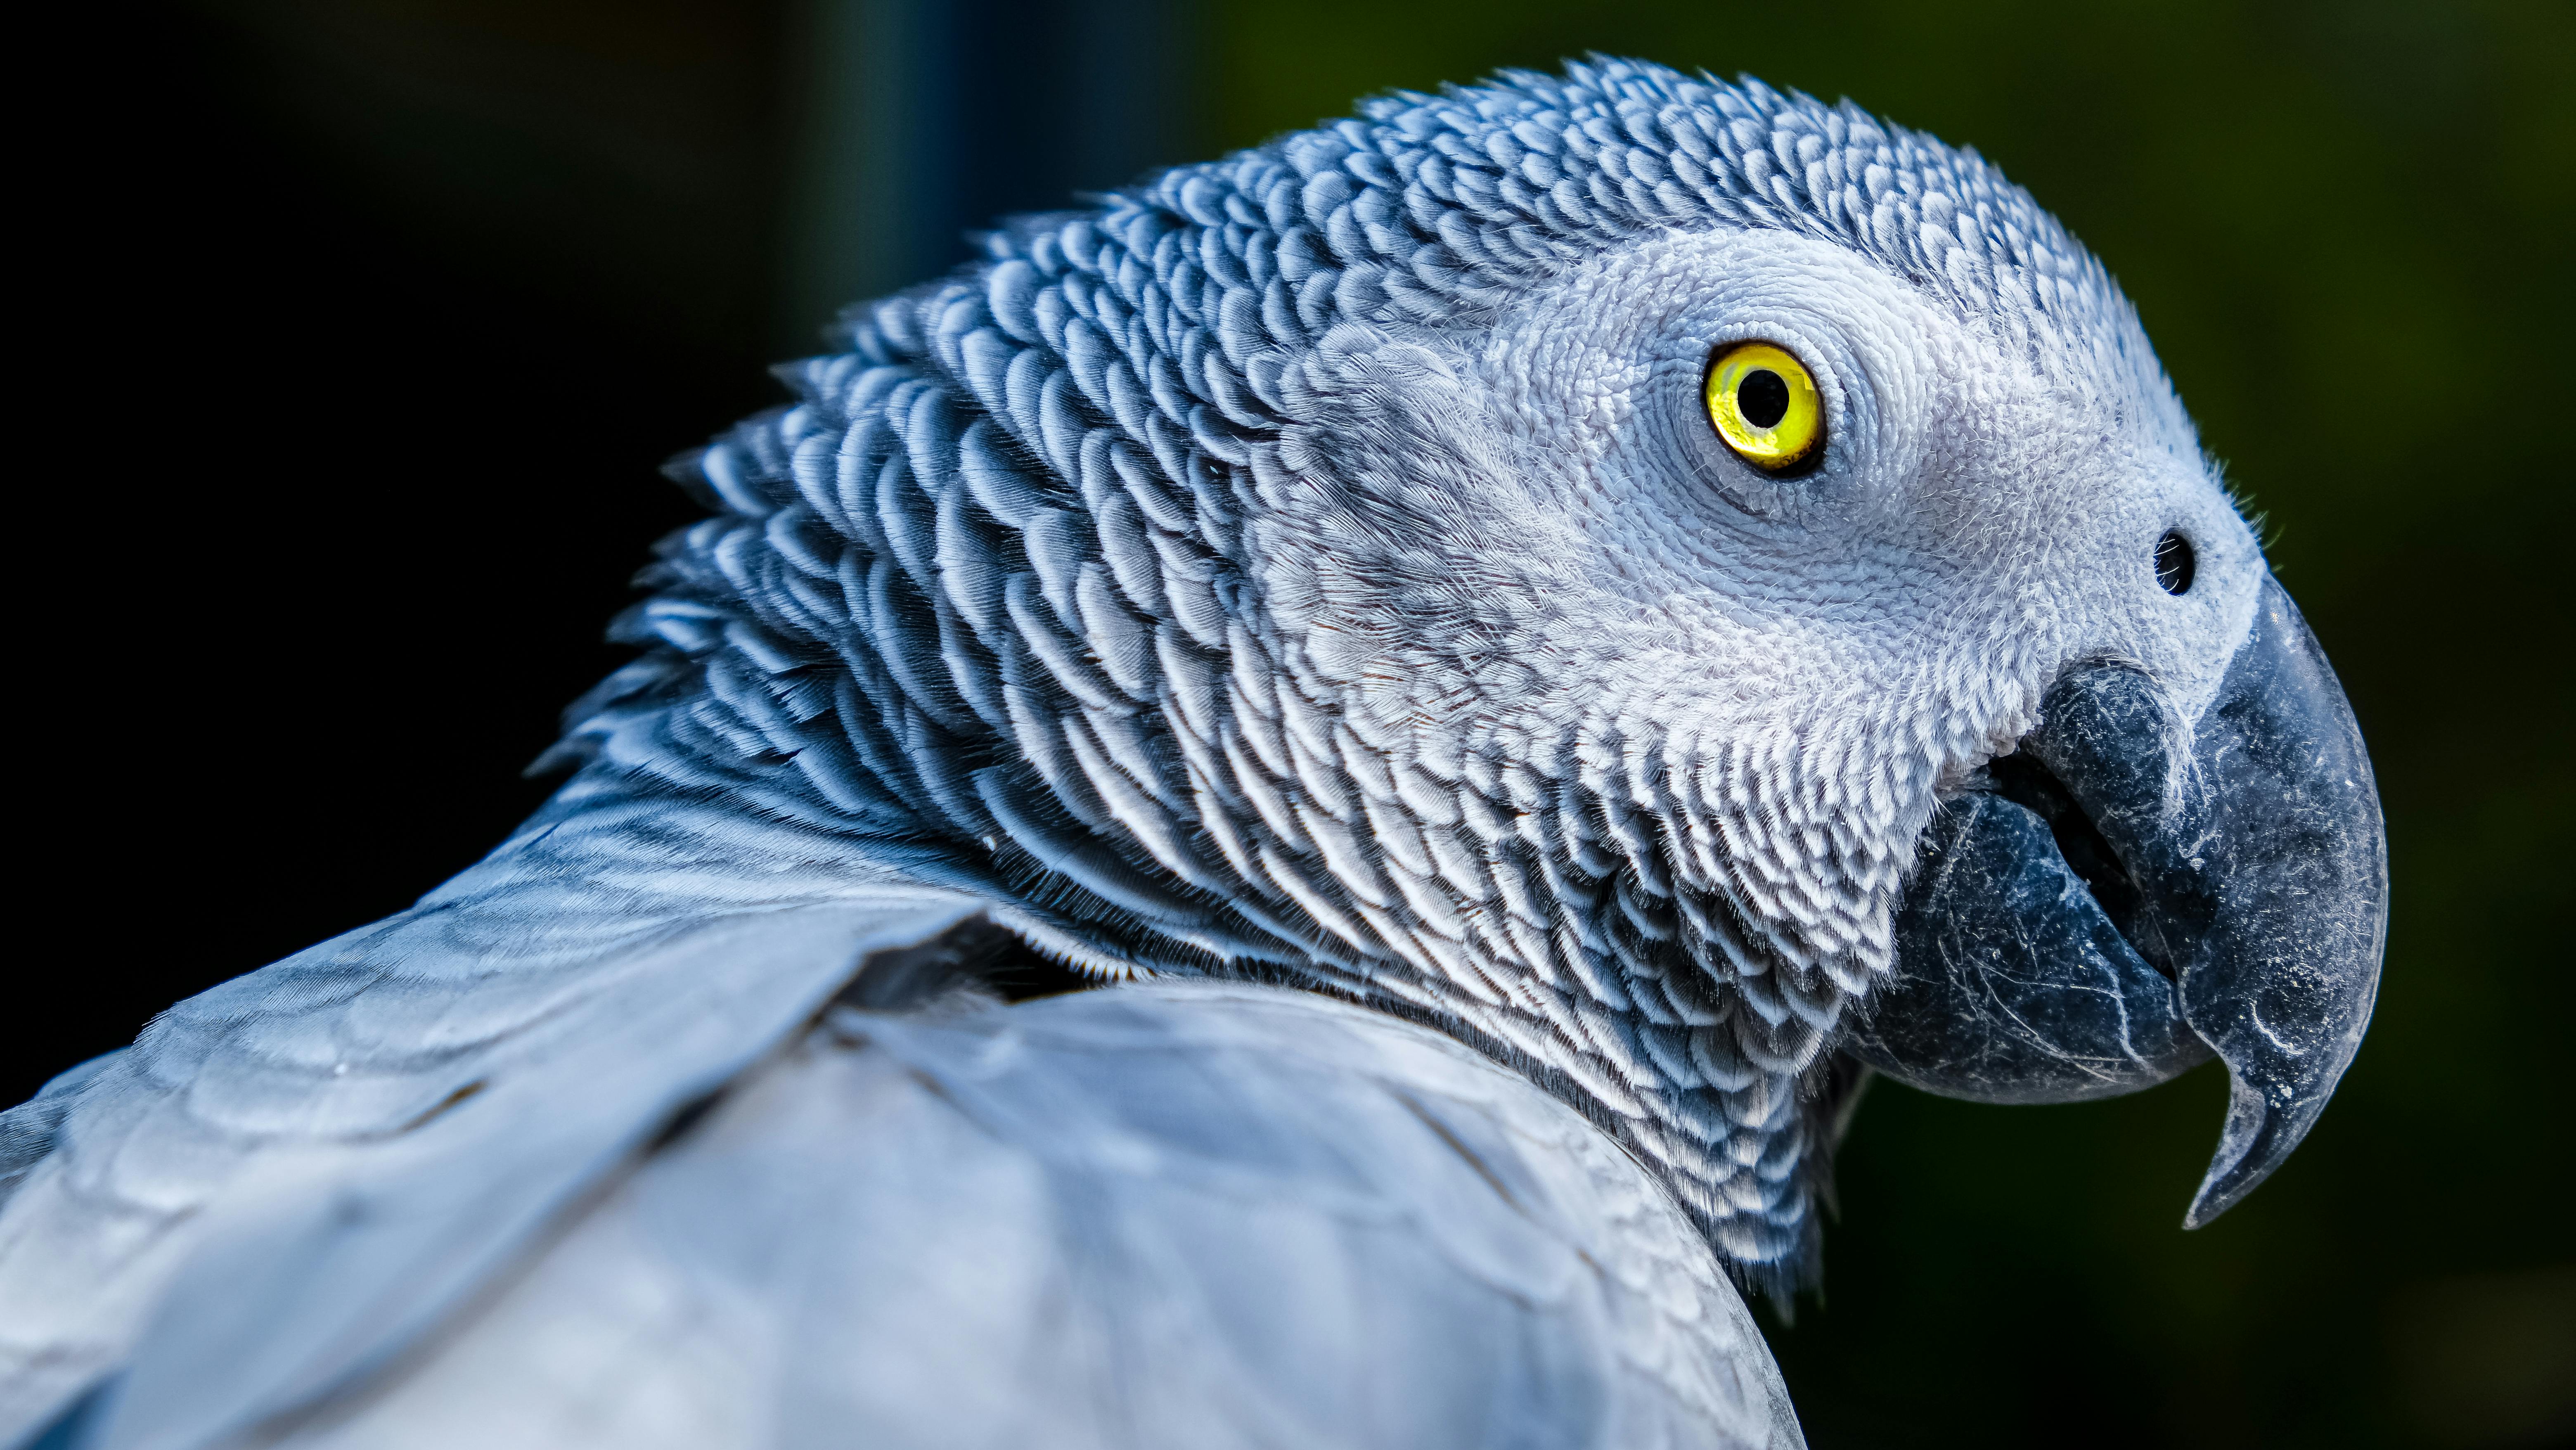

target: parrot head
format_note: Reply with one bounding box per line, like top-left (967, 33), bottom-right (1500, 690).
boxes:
top-left (574, 59), bottom-right (2385, 1291)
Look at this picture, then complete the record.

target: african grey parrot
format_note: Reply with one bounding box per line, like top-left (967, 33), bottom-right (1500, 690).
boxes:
top-left (0, 57), bottom-right (2386, 1450)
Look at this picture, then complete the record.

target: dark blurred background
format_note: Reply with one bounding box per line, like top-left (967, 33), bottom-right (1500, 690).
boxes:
top-left (31, 2), bottom-right (2572, 1445)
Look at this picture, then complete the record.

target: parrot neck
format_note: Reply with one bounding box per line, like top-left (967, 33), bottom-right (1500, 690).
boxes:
top-left (535, 577), bottom-right (1844, 1297)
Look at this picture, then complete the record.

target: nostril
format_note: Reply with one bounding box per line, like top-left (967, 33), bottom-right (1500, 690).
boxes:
top-left (2154, 530), bottom-right (2196, 595)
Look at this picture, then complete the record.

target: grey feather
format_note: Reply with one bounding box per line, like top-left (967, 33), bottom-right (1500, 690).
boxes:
top-left (1, 797), bottom-right (979, 1436)
top-left (102, 983), bottom-right (1797, 1450)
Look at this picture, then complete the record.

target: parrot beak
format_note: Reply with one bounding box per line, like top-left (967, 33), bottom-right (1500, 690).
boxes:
top-left (1856, 576), bottom-right (2388, 1228)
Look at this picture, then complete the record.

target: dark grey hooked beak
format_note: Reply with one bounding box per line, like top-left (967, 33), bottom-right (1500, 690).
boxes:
top-left (1848, 578), bottom-right (2387, 1227)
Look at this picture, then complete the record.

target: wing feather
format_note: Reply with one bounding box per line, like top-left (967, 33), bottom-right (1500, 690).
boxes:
top-left (94, 981), bottom-right (1799, 1450)
top-left (0, 853), bottom-right (983, 1443)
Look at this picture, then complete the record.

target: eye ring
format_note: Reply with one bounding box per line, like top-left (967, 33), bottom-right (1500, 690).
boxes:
top-left (1705, 341), bottom-right (1824, 471)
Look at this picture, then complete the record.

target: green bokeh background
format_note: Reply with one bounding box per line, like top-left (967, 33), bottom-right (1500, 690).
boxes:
top-left (57, 2), bottom-right (2572, 1445)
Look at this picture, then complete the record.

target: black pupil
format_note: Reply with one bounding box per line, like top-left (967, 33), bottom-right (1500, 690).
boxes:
top-left (2154, 530), bottom-right (2196, 595)
top-left (1737, 369), bottom-right (1790, 429)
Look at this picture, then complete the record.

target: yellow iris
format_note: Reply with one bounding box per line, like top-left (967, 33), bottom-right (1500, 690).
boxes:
top-left (1705, 341), bottom-right (1823, 470)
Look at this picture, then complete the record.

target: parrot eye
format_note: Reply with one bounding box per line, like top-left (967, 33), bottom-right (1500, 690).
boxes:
top-left (1705, 341), bottom-right (1823, 471)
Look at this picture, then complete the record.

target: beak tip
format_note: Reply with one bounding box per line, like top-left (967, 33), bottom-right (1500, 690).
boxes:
top-left (2181, 1178), bottom-right (2248, 1231)
top-left (2181, 1064), bottom-right (2321, 1231)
